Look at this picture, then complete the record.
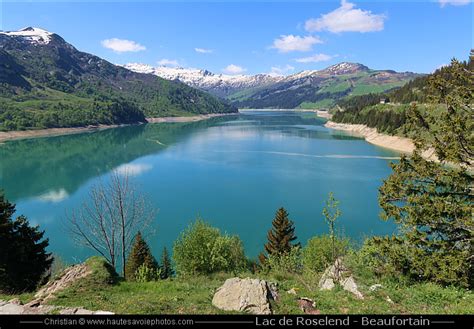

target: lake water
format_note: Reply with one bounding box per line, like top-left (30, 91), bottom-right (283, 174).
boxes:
top-left (0, 111), bottom-right (399, 263)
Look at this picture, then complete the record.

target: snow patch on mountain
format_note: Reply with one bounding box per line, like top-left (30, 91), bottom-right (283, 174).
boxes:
top-left (0, 27), bottom-right (53, 44)
top-left (123, 63), bottom-right (281, 91)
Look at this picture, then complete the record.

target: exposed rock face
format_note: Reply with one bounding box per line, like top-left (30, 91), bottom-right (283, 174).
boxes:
top-left (33, 263), bottom-right (92, 303)
top-left (0, 261), bottom-right (113, 314)
top-left (212, 278), bottom-right (276, 314)
top-left (318, 258), bottom-right (364, 300)
top-left (341, 276), bottom-right (364, 300)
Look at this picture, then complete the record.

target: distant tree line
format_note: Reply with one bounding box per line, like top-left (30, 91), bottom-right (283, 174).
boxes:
top-left (331, 55), bottom-right (473, 135)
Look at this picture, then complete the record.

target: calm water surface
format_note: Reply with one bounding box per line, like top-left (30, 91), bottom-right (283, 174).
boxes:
top-left (0, 111), bottom-right (399, 262)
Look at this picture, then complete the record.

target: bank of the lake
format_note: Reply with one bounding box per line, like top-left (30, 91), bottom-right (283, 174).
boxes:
top-left (0, 113), bottom-right (234, 143)
top-left (324, 121), bottom-right (438, 161)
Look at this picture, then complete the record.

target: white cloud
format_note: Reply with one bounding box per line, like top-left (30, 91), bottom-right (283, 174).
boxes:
top-left (115, 163), bottom-right (153, 176)
top-left (223, 64), bottom-right (247, 74)
top-left (272, 34), bottom-right (322, 53)
top-left (269, 65), bottom-right (295, 76)
top-left (101, 38), bottom-right (146, 53)
top-left (35, 188), bottom-right (69, 203)
top-left (439, 0), bottom-right (471, 6)
top-left (195, 47), bottom-right (213, 54)
top-left (157, 58), bottom-right (180, 67)
top-left (295, 53), bottom-right (334, 63)
top-left (305, 0), bottom-right (386, 33)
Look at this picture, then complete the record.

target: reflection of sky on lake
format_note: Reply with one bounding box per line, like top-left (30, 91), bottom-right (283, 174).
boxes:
top-left (1, 112), bottom-right (400, 264)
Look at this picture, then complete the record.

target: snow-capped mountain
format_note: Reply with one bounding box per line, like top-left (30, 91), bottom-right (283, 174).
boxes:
top-left (123, 63), bottom-right (281, 98)
top-left (124, 61), bottom-right (418, 106)
top-left (0, 27), bottom-right (236, 129)
top-left (0, 27), bottom-right (54, 45)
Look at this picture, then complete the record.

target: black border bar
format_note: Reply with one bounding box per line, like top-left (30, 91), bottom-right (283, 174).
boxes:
top-left (0, 314), bottom-right (472, 329)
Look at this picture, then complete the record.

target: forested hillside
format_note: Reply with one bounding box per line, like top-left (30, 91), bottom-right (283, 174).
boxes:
top-left (0, 28), bottom-right (236, 131)
top-left (331, 54), bottom-right (473, 135)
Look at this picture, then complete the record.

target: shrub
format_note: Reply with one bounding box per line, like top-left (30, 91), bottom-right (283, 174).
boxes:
top-left (173, 219), bottom-right (246, 275)
top-left (261, 246), bottom-right (302, 274)
top-left (302, 235), bottom-right (350, 273)
top-left (135, 264), bottom-right (162, 282)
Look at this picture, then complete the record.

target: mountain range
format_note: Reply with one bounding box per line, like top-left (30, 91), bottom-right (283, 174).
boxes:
top-left (124, 62), bottom-right (421, 109)
top-left (0, 27), bottom-right (236, 130)
top-left (0, 27), bottom-right (421, 131)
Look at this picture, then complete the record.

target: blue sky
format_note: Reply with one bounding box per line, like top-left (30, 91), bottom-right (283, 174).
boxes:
top-left (1, 0), bottom-right (472, 74)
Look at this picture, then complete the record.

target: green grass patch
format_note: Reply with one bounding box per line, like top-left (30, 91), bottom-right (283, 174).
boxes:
top-left (43, 257), bottom-right (473, 314)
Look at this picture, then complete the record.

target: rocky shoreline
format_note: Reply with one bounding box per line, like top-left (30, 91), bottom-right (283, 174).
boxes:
top-left (0, 113), bottom-right (235, 143)
top-left (324, 121), bottom-right (438, 161)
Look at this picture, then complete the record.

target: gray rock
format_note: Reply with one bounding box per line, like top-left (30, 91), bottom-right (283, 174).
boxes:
top-left (341, 276), bottom-right (364, 300)
top-left (318, 258), bottom-right (364, 300)
top-left (0, 303), bottom-right (24, 314)
top-left (35, 263), bottom-right (91, 302)
top-left (319, 278), bottom-right (335, 290)
top-left (94, 310), bottom-right (115, 315)
top-left (267, 282), bottom-right (279, 301)
top-left (318, 257), bottom-right (348, 290)
top-left (212, 277), bottom-right (274, 314)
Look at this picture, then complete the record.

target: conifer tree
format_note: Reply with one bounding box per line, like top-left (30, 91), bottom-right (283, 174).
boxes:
top-left (259, 207), bottom-right (299, 263)
top-left (125, 232), bottom-right (158, 281)
top-left (378, 58), bottom-right (473, 287)
top-left (160, 247), bottom-right (174, 279)
top-left (0, 192), bottom-right (53, 292)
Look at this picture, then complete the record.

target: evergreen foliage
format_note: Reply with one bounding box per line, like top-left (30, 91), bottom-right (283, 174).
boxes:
top-left (378, 58), bottom-right (473, 288)
top-left (0, 192), bottom-right (53, 292)
top-left (332, 55), bottom-right (473, 135)
top-left (259, 207), bottom-right (300, 264)
top-left (0, 34), bottom-right (236, 131)
top-left (125, 232), bottom-right (158, 281)
top-left (160, 247), bottom-right (174, 279)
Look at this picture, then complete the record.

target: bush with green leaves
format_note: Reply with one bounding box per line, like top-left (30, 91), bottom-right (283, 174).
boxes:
top-left (173, 219), bottom-right (247, 275)
top-left (261, 246), bottom-right (302, 275)
top-left (302, 235), bottom-right (350, 273)
top-left (135, 264), bottom-right (162, 283)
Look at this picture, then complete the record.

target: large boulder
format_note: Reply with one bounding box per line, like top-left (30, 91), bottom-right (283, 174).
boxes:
top-left (212, 278), bottom-right (275, 314)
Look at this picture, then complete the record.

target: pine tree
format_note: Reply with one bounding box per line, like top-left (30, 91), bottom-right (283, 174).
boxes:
top-left (0, 192), bottom-right (53, 292)
top-left (160, 247), bottom-right (174, 279)
top-left (125, 232), bottom-right (158, 281)
top-left (259, 207), bottom-right (299, 263)
top-left (378, 58), bottom-right (473, 287)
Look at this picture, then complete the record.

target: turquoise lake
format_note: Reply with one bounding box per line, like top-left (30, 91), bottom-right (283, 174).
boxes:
top-left (0, 111), bottom-right (399, 263)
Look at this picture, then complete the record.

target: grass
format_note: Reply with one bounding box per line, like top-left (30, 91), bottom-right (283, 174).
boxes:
top-left (298, 99), bottom-right (335, 109)
top-left (35, 257), bottom-right (473, 314)
top-left (2, 256), bottom-right (472, 314)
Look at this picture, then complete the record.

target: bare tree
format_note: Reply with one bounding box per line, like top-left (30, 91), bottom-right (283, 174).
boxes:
top-left (65, 170), bottom-right (155, 277)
